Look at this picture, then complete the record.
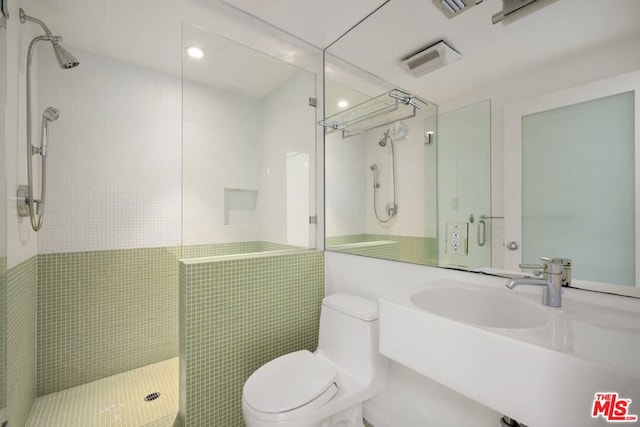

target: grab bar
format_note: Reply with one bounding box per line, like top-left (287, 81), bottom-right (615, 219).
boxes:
top-left (477, 219), bottom-right (486, 247)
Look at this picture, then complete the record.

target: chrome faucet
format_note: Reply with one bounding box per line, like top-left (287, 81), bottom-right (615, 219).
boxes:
top-left (505, 257), bottom-right (572, 308)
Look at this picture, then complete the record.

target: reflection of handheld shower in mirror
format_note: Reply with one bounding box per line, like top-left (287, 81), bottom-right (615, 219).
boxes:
top-left (370, 164), bottom-right (380, 188)
top-left (372, 126), bottom-right (399, 223)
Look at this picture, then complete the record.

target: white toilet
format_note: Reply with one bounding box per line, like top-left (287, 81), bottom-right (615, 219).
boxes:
top-left (242, 293), bottom-right (388, 427)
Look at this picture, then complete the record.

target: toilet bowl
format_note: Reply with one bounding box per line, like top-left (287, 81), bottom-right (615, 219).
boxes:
top-left (242, 293), bottom-right (388, 427)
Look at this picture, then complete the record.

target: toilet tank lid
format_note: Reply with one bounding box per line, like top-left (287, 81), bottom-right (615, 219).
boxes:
top-left (323, 293), bottom-right (378, 321)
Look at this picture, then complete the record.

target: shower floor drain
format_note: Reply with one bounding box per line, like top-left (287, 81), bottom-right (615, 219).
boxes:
top-left (144, 392), bottom-right (161, 402)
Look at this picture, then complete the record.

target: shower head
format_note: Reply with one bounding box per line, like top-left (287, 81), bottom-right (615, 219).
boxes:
top-left (370, 164), bottom-right (378, 171)
top-left (20, 8), bottom-right (80, 70)
top-left (52, 44), bottom-right (80, 69)
top-left (43, 107), bottom-right (60, 122)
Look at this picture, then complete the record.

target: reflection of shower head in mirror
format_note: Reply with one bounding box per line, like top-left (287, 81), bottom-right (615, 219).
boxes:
top-left (379, 130), bottom-right (390, 147)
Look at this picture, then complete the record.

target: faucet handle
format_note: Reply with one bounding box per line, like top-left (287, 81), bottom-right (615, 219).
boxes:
top-left (539, 257), bottom-right (572, 285)
top-left (518, 263), bottom-right (544, 276)
top-left (558, 258), bottom-right (572, 286)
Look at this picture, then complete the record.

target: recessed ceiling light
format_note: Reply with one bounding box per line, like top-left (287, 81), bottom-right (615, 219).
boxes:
top-left (337, 100), bottom-right (349, 109)
top-left (186, 46), bottom-right (204, 59)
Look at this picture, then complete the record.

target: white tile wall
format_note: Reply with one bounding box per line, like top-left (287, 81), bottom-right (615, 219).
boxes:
top-left (36, 47), bottom-right (182, 253)
top-left (7, 0), bottom-right (39, 268)
top-left (30, 34), bottom-right (317, 254)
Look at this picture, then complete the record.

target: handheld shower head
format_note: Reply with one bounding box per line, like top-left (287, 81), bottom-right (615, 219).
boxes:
top-left (43, 106), bottom-right (60, 122)
top-left (40, 106), bottom-right (59, 158)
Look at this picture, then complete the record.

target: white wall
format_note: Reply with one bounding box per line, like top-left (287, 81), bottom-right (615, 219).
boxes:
top-left (36, 48), bottom-right (182, 253)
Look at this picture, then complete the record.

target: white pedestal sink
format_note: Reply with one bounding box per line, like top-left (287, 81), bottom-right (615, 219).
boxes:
top-left (379, 279), bottom-right (640, 427)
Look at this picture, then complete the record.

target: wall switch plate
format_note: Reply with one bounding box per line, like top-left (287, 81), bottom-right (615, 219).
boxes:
top-left (446, 222), bottom-right (468, 255)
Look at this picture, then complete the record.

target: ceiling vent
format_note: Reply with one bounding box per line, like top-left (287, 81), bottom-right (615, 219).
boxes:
top-left (401, 40), bottom-right (462, 77)
top-left (433, 0), bottom-right (483, 18)
top-left (492, 0), bottom-right (543, 24)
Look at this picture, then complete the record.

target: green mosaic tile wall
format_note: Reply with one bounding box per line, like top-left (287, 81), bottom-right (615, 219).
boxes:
top-left (325, 235), bottom-right (368, 246)
top-left (179, 250), bottom-right (324, 427)
top-left (7, 256), bottom-right (37, 427)
top-left (327, 240), bottom-right (401, 261)
top-left (36, 247), bottom-right (180, 396)
top-left (0, 256), bottom-right (6, 412)
top-left (327, 234), bottom-right (438, 265)
top-left (181, 241), bottom-right (298, 260)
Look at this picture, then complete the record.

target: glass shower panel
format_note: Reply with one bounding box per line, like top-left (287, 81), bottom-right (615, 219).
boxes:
top-left (181, 24), bottom-right (317, 259)
top-left (0, 15), bottom-right (7, 425)
top-left (522, 91), bottom-right (635, 286)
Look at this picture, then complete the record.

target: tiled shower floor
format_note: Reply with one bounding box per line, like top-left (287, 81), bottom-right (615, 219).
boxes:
top-left (26, 357), bottom-right (179, 427)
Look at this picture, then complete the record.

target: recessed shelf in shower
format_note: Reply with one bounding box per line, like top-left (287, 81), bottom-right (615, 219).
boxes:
top-left (224, 188), bottom-right (258, 226)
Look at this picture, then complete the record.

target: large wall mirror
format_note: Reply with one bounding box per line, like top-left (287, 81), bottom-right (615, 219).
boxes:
top-left (324, 0), bottom-right (640, 298)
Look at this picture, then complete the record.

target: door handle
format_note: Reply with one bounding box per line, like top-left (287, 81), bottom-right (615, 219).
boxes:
top-left (477, 220), bottom-right (486, 247)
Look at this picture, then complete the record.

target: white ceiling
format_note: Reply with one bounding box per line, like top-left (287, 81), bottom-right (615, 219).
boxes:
top-left (219, 0), bottom-right (389, 49)
top-left (183, 24), bottom-right (301, 99)
top-left (22, 0), bottom-right (640, 105)
top-left (223, 0), bottom-right (640, 103)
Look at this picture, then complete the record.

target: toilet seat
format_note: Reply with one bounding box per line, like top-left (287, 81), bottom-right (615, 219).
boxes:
top-left (243, 350), bottom-right (339, 419)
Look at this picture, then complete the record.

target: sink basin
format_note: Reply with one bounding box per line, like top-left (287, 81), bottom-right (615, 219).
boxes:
top-left (410, 286), bottom-right (549, 329)
top-left (379, 279), bottom-right (640, 427)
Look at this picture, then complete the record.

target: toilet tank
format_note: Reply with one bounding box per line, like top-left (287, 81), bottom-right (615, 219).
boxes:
top-left (316, 293), bottom-right (385, 386)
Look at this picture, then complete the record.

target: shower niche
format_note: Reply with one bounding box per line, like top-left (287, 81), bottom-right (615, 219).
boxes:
top-left (224, 188), bottom-right (258, 226)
